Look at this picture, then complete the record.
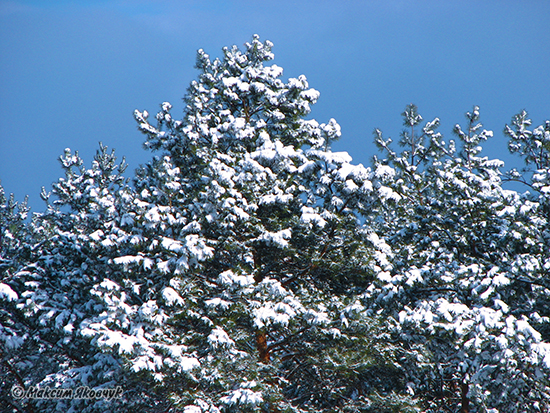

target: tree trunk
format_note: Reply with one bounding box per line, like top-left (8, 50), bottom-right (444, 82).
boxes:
top-left (256, 331), bottom-right (270, 362)
top-left (460, 380), bottom-right (469, 413)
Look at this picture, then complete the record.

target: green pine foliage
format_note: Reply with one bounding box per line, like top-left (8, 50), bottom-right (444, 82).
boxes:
top-left (1, 36), bottom-right (549, 413)
top-left (369, 105), bottom-right (550, 412)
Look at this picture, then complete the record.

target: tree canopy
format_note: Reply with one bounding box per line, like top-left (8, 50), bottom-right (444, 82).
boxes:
top-left (1, 35), bottom-right (549, 413)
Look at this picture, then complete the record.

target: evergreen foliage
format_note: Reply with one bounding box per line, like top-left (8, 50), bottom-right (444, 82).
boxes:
top-left (1, 36), bottom-right (549, 413)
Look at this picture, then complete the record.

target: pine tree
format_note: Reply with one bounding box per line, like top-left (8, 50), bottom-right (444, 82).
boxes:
top-left (112, 34), bottom-right (418, 412)
top-left (2, 146), bottom-right (135, 413)
top-left (369, 105), bottom-right (550, 412)
top-left (0, 182), bottom-right (33, 413)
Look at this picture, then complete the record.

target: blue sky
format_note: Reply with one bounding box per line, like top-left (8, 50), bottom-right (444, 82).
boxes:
top-left (1, 0), bottom-right (549, 212)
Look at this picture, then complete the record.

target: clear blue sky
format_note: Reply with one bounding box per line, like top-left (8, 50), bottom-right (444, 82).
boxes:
top-left (1, 0), bottom-right (549, 212)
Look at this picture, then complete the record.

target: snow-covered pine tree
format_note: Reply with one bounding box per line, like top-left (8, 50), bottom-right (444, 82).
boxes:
top-left (0, 182), bottom-right (33, 412)
top-left (369, 105), bottom-right (550, 412)
top-left (504, 111), bottom-right (550, 354)
top-left (107, 35), bottom-right (419, 413)
top-left (1, 146), bottom-right (133, 413)
top-left (0, 182), bottom-right (30, 279)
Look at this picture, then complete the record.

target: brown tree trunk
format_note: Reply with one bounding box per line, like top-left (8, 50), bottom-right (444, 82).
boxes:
top-left (460, 380), bottom-right (469, 413)
top-left (256, 331), bottom-right (270, 362)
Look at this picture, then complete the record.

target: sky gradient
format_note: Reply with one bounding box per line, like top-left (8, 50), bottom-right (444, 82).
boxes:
top-left (1, 0), bottom-right (549, 212)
